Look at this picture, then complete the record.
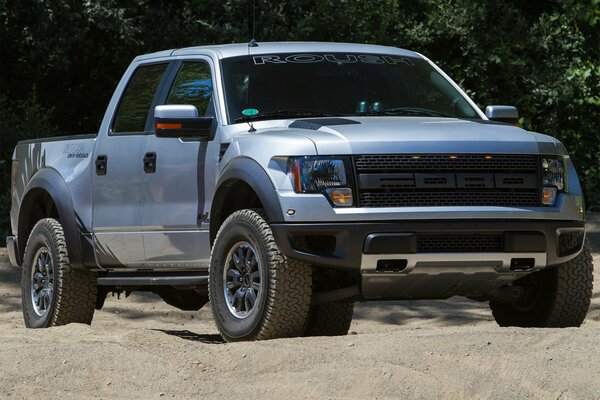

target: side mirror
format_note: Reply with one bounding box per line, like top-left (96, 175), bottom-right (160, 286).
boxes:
top-left (485, 105), bottom-right (519, 125)
top-left (154, 105), bottom-right (214, 140)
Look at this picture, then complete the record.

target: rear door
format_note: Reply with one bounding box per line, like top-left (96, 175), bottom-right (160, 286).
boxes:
top-left (141, 59), bottom-right (217, 268)
top-left (92, 62), bottom-right (170, 267)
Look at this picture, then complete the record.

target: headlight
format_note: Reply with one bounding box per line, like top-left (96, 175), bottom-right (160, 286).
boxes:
top-left (541, 156), bottom-right (567, 206)
top-left (288, 156), bottom-right (354, 207)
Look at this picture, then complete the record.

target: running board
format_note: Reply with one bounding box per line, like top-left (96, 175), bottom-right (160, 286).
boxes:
top-left (97, 273), bottom-right (208, 287)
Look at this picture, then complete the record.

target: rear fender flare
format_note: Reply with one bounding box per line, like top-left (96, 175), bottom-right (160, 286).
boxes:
top-left (17, 168), bottom-right (85, 269)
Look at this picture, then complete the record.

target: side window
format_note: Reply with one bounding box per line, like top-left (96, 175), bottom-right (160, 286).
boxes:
top-left (113, 63), bottom-right (168, 133)
top-left (166, 62), bottom-right (213, 115)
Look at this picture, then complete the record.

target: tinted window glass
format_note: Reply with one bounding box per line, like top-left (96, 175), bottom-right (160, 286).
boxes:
top-left (221, 53), bottom-right (478, 122)
top-left (113, 63), bottom-right (168, 133)
top-left (167, 62), bottom-right (213, 115)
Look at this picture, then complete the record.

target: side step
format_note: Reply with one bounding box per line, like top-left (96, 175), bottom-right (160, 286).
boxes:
top-left (97, 271), bottom-right (208, 287)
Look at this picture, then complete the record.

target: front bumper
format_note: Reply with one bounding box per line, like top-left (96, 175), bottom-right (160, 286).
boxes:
top-left (272, 219), bottom-right (585, 300)
top-left (271, 219), bottom-right (585, 270)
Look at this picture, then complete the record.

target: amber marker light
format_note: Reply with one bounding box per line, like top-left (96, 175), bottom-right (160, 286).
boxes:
top-left (450, 155), bottom-right (457, 159)
top-left (156, 123), bottom-right (182, 129)
top-left (485, 155), bottom-right (493, 159)
top-left (542, 187), bottom-right (557, 205)
top-left (326, 188), bottom-right (353, 207)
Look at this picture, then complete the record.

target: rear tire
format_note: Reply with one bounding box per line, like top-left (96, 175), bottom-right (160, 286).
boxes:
top-left (209, 209), bottom-right (312, 341)
top-left (21, 218), bottom-right (97, 328)
top-left (490, 241), bottom-right (593, 327)
top-left (303, 302), bottom-right (354, 336)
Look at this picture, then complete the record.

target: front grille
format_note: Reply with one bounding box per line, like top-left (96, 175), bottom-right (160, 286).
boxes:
top-left (418, 234), bottom-right (502, 252)
top-left (354, 154), bottom-right (538, 172)
top-left (354, 153), bottom-right (541, 207)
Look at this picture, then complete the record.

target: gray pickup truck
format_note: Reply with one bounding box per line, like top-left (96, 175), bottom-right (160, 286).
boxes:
top-left (7, 42), bottom-right (593, 341)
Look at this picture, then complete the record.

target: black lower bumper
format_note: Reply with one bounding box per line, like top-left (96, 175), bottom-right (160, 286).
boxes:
top-left (6, 236), bottom-right (20, 267)
top-left (271, 219), bottom-right (585, 270)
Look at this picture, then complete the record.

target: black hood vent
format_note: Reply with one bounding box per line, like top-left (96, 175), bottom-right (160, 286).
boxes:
top-left (289, 118), bottom-right (360, 130)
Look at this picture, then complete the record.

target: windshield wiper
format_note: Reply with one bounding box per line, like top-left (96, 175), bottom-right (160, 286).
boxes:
top-left (235, 109), bottom-right (344, 123)
top-left (358, 107), bottom-right (454, 118)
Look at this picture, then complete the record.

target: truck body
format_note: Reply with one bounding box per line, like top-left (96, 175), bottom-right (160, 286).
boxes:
top-left (7, 42), bottom-right (592, 340)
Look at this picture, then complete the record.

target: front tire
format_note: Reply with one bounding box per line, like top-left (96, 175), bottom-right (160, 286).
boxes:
top-left (490, 241), bottom-right (594, 327)
top-left (21, 218), bottom-right (97, 328)
top-left (209, 209), bottom-right (312, 341)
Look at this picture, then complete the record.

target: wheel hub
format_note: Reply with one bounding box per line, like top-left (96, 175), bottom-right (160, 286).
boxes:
top-left (223, 241), bottom-right (262, 319)
top-left (242, 274), bottom-right (251, 287)
top-left (30, 247), bottom-right (55, 317)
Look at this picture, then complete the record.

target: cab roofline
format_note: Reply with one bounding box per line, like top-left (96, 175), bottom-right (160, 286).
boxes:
top-left (133, 41), bottom-right (421, 61)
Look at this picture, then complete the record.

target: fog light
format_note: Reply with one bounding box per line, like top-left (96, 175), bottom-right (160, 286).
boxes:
top-left (326, 188), bottom-right (353, 207)
top-left (542, 187), bottom-right (557, 205)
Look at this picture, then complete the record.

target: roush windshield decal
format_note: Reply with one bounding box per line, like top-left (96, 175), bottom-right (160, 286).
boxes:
top-left (252, 54), bottom-right (415, 66)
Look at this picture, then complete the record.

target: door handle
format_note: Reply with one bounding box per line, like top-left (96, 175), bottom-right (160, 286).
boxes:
top-left (143, 152), bottom-right (156, 173)
top-left (95, 155), bottom-right (107, 176)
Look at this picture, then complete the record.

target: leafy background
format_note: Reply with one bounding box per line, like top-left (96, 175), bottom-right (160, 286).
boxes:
top-left (1, 0), bottom-right (599, 244)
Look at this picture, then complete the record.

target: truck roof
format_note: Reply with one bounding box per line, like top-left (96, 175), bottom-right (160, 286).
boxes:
top-left (134, 42), bottom-right (420, 61)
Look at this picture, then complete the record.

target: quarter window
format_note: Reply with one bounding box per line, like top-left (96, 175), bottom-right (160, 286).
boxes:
top-left (113, 63), bottom-right (168, 133)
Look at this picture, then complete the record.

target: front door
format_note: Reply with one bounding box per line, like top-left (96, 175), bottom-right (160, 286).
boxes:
top-left (142, 60), bottom-right (216, 268)
top-left (92, 62), bottom-right (169, 267)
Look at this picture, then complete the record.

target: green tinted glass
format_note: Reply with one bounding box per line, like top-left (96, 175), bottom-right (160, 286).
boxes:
top-left (113, 63), bottom-right (167, 133)
top-left (167, 62), bottom-right (213, 115)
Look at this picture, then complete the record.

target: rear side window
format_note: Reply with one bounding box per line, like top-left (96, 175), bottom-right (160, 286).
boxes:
top-left (113, 63), bottom-right (168, 133)
top-left (166, 62), bottom-right (213, 115)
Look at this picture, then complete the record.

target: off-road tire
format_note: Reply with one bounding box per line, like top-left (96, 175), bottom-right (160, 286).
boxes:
top-left (22, 218), bottom-right (97, 328)
top-left (303, 302), bottom-right (354, 336)
top-left (209, 209), bottom-right (312, 341)
top-left (490, 241), bottom-right (593, 327)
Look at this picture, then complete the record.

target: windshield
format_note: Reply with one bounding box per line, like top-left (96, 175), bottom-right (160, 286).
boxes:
top-left (220, 52), bottom-right (480, 123)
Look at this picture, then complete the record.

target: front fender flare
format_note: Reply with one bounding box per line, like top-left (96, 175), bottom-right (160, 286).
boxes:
top-left (210, 157), bottom-right (284, 239)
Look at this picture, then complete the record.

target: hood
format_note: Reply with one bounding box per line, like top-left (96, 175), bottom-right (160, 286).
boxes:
top-left (253, 117), bottom-right (564, 155)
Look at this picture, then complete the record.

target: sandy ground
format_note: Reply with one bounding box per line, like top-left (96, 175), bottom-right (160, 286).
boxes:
top-left (1, 217), bottom-right (599, 400)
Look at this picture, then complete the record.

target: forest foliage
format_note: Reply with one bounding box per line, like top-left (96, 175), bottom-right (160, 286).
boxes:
top-left (1, 0), bottom-right (599, 243)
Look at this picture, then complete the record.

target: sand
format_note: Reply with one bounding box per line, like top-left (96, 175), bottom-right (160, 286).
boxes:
top-left (1, 215), bottom-right (599, 399)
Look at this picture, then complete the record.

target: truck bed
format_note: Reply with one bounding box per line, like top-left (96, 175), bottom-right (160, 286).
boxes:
top-left (16, 133), bottom-right (97, 145)
top-left (11, 134), bottom-right (99, 239)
